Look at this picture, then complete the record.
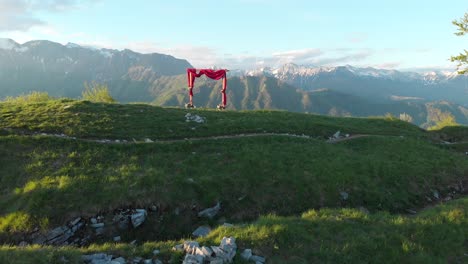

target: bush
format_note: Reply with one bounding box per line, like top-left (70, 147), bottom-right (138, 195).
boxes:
top-left (3, 91), bottom-right (53, 104)
top-left (82, 82), bottom-right (116, 103)
top-left (427, 114), bottom-right (459, 130)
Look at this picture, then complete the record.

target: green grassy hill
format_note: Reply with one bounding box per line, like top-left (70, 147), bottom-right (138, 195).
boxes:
top-left (0, 99), bottom-right (467, 263)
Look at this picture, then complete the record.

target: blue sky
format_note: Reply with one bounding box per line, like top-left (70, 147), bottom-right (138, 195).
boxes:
top-left (1, 0), bottom-right (467, 70)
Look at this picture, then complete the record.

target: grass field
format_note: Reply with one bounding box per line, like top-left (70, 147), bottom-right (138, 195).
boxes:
top-left (0, 99), bottom-right (467, 263)
top-left (0, 197), bottom-right (466, 264)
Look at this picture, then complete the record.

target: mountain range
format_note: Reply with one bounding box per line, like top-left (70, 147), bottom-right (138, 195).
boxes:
top-left (0, 38), bottom-right (467, 127)
top-left (0, 38), bottom-right (191, 102)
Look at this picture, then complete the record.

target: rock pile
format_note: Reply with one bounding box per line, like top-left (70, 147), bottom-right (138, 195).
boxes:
top-left (198, 202), bottom-right (221, 219)
top-left (192, 226), bottom-right (212, 238)
top-left (185, 113), bottom-right (206, 124)
top-left (30, 217), bottom-right (88, 246)
top-left (240, 249), bottom-right (266, 264)
top-left (328, 131), bottom-right (350, 141)
top-left (113, 209), bottom-right (147, 229)
top-left (28, 208), bottom-right (148, 247)
top-left (174, 237), bottom-right (238, 264)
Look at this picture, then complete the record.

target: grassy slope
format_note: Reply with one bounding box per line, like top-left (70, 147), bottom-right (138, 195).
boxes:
top-left (0, 100), bottom-right (467, 263)
top-left (0, 99), bottom-right (428, 140)
top-left (1, 198), bottom-right (466, 264)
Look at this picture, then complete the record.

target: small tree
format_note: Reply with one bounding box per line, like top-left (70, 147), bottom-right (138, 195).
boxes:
top-left (451, 12), bottom-right (468, 74)
top-left (399, 113), bottom-right (413, 123)
top-left (82, 81), bottom-right (116, 103)
top-left (427, 113), bottom-right (459, 130)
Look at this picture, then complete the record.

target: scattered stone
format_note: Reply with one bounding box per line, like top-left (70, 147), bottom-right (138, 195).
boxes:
top-left (198, 202), bottom-right (221, 219)
top-left (31, 217), bottom-right (86, 246)
top-left (143, 259), bottom-right (153, 264)
top-left (200, 246), bottom-right (213, 257)
top-left (70, 217), bottom-right (81, 226)
top-left (91, 223), bottom-right (105, 228)
top-left (240, 249), bottom-right (252, 260)
top-left (93, 227), bottom-right (105, 236)
top-left (250, 255), bottom-right (266, 263)
top-left (340, 191), bottom-right (349, 201)
top-left (185, 113), bottom-right (206, 124)
top-left (183, 241), bottom-right (200, 252)
top-left (183, 254), bottom-right (204, 264)
top-left (131, 209), bottom-right (147, 228)
top-left (113, 257), bottom-right (126, 264)
top-left (192, 226), bottom-right (212, 237)
top-left (333, 131), bottom-right (341, 139)
top-left (153, 260), bottom-right (163, 264)
top-left (179, 237), bottom-right (237, 264)
top-left (113, 236), bottom-right (121, 242)
top-left (152, 249), bottom-right (160, 255)
top-left (132, 257), bottom-right (143, 263)
top-left (172, 244), bottom-right (184, 252)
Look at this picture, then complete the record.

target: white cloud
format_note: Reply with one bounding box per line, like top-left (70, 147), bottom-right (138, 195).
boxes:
top-left (272, 48), bottom-right (323, 64)
top-left (374, 62), bottom-right (401, 69)
top-left (0, 0), bottom-right (100, 31)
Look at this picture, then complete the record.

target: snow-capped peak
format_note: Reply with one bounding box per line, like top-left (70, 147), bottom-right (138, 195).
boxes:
top-left (241, 63), bottom-right (462, 85)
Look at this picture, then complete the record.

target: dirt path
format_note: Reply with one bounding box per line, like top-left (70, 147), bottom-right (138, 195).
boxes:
top-left (0, 128), bottom-right (378, 144)
top-left (2, 128), bottom-right (466, 146)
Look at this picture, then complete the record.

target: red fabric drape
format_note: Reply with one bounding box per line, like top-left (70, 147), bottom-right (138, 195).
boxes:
top-left (187, 68), bottom-right (228, 105)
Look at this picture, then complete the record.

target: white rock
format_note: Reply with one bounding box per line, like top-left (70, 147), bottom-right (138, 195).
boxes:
top-left (192, 226), bottom-right (211, 237)
top-left (131, 210), bottom-right (147, 228)
top-left (240, 249), bottom-right (252, 260)
top-left (198, 202), bottom-right (221, 219)
top-left (112, 257), bottom-right (126, 264)
top-left (333, 131), bottom-right (341, 139)
top-left (251, 255), bottom-right (266, 263)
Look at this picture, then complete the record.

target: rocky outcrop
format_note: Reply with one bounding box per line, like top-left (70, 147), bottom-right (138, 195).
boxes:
top-left (28, 209), bottom-right (147, 247)
top-left (198, 202), bottom-right (221, 219)
top-left (185, 113), bottom-right (206, 124)
top-left (174, 237), bottom-right (238, 264)
top-left (30, 217), bottom-right (87, 246)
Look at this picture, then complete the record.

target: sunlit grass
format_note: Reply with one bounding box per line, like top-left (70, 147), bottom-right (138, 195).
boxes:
top-left (1, 198), bottom-right (465, 263)
top-left (0, 99), bottom-right (467, 263)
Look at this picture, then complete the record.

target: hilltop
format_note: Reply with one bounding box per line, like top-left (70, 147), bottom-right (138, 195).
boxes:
top-left (1, 39), bottom-right (467, 128)
top-left (0, 99), bottom-right (467, 263)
